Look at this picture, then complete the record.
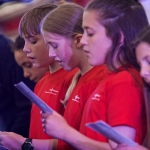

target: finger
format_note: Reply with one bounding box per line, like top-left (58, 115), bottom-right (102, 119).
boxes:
top-left (0, 131), bottom-right (2, 145)
top-left (41, 118), bottom-right (45, 123)
top-left (118, 144), bottom-right (127, 147)
top-left (42, 123), bottom-right (46, 132)
top-left (41, 111), bottom-right (51, 117)
top-left (42, 123), bottom-right (45, 128)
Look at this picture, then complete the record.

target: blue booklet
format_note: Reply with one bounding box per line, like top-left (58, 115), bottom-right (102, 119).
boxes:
top-left (15, 81), bottom-right (53, 113)
top-left (0, 146), bottom-right (9, 150)
top-left (86, 120), bottom-right (137, 146)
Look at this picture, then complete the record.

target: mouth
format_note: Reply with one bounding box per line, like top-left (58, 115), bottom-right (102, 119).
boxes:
top-left (27, 55), bottom-right (35, 59)
top-left (84, 49), bottom-right (90, 53)
top-left (56, 60), bottom-right (63, 65)
top-left (27, 56), bottom-right (36, 62)
top-left (84, 50), bottom-right (89, 53)
top-left (84, 50), bottom-right (90, 57)
top-left (144, 78), bottom-right (150, 85)
top-left (30, 77), bottom-right (38, 82)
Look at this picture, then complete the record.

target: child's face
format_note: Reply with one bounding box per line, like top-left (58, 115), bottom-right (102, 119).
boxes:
top-left (42, 31), bottom-right (79, 71)
top-left (23, 34), bottom-right (54, 68)
top-left (136, 42), bottom-right (150, 85)
top-left (14, 50), bottom-right (48, 82)
top-left (81, 10), bottom-right (112, 66)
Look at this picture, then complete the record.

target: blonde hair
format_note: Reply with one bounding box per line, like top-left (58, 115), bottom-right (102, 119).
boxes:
top-left (61, 71), bottom-right (81, 108)
top-left (54, 0), bottom-right (66, 5)
top-left (41, 2), bottom-right (84, 38)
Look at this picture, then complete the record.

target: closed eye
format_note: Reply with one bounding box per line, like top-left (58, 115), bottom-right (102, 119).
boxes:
top-left (31, 41), bottom-right (37, 44)
top-left (47, 42), bottom-right (58, 49)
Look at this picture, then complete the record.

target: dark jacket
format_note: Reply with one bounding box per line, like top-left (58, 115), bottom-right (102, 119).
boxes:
top-left (0, 34), bottom-right (35, 137)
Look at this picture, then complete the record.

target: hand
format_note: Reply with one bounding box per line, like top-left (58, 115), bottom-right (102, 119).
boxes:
top-left (0, 131), bottom-right (25, 150)
top-left (41, 111), bottom-right (70, 140)
top-left (115, 144), bottom-right (148, 150)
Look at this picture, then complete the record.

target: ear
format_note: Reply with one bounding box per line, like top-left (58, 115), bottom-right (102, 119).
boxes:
top-left (74, 34), bottom-right (83, 49)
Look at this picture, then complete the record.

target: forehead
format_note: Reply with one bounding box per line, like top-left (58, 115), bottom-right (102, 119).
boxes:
top-left (22, 33), bottom-right (42, 40)
top-left (14, 50), bottom-right (30, 63)
top-left (136, 42), bottom-right (150, 52)
top-left (136, 42), bottom-right (150, 57)
top-left (82, 10), bottom-right (100, 29)
top-left (42, 30), bottom-right (68, 41)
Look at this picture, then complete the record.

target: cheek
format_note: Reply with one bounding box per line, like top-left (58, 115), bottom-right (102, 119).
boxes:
top-left (61, 49), bottom-right (72, 61)
top-left (87, 38), bottom-right (95, 47)
top-left (32, 72), bottom-right (36, 77)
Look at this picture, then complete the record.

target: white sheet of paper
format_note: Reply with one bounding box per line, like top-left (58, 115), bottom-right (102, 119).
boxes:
top-left (86, 120), bottom-right (137, 146)
top-left (14, 81), bottom-right (53, 113)
top-left (0, 146), bottom-right (9, 150)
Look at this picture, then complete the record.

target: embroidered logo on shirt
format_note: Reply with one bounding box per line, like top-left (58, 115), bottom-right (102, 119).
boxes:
top-left (92, 94), bottom-right (100, 101)
top-left (72, 95), bottom-right (80, 103)
top-left (45, 88), bottom-right (58, 95)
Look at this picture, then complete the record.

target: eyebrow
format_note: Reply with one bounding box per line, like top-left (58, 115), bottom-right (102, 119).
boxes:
top-left (24, 35), bottom-right (35, 39)
top-left (45, 41), bottom-right (52, 45)
top-left (82, 26), bottom-right (90, 30)
top-left (142, 56), bottom-right (149, 60)
top-left (45, 41), bottom-right (56, 46)
top-left (138, 56), bottom-right (150, 64)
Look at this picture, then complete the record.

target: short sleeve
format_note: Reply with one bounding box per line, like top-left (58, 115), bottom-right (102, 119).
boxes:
top-left (107, 73), bottom-right (144, 129)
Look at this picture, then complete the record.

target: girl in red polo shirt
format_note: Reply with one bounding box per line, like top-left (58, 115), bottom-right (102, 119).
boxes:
top-left (115, 27), bottom-right (150, 150)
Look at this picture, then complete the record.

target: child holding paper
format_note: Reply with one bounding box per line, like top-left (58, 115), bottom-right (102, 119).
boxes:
top-left (19, 3), bottom-right (78, 140)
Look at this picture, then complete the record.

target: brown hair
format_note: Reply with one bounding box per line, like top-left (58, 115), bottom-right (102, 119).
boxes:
top-left (85, 0), bottom-right (148, 70)
top-left (12, 35), bottom-right (25, 52)
top-left (19, 4), bottom-right (57, 37)
top-left (41, 2), bottom-right (83, 38)
top-left (131, 26), bottom-right (150, 148)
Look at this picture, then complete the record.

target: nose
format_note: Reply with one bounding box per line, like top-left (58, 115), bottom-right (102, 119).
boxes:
top-left (49, 47), bottom-right (57, 58)
top-left (23, 43), bottom-right (31, 54)
top-left (140, 65), bottom-right (150, 79)
top-left (80, 33), bottom-right (87, 46)
top-left (24, 70), bottom-right (31, 79)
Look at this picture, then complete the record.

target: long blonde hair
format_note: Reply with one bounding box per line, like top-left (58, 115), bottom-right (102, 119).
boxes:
top-left (61, 71), bottom-right (81, 108)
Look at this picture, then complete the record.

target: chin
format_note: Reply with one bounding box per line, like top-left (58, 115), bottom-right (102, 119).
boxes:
top-left (33, 63), bottom-right (41, 68)
top-left (34, 79), bottom-right (39, 83)
top-left (63, 66), bottom-right (73, 72)
top-left (144, 79), bottom-right (150, 85)
top-left (89, 61), bottom-right (102, 66)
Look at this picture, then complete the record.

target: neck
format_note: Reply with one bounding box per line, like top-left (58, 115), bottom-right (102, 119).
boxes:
top-left (49, 61), bottom-right (62, 74)
top-left (78, 51), bottom-right (93, 76)
top-left (80, 63), bottom-right (93, 76)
